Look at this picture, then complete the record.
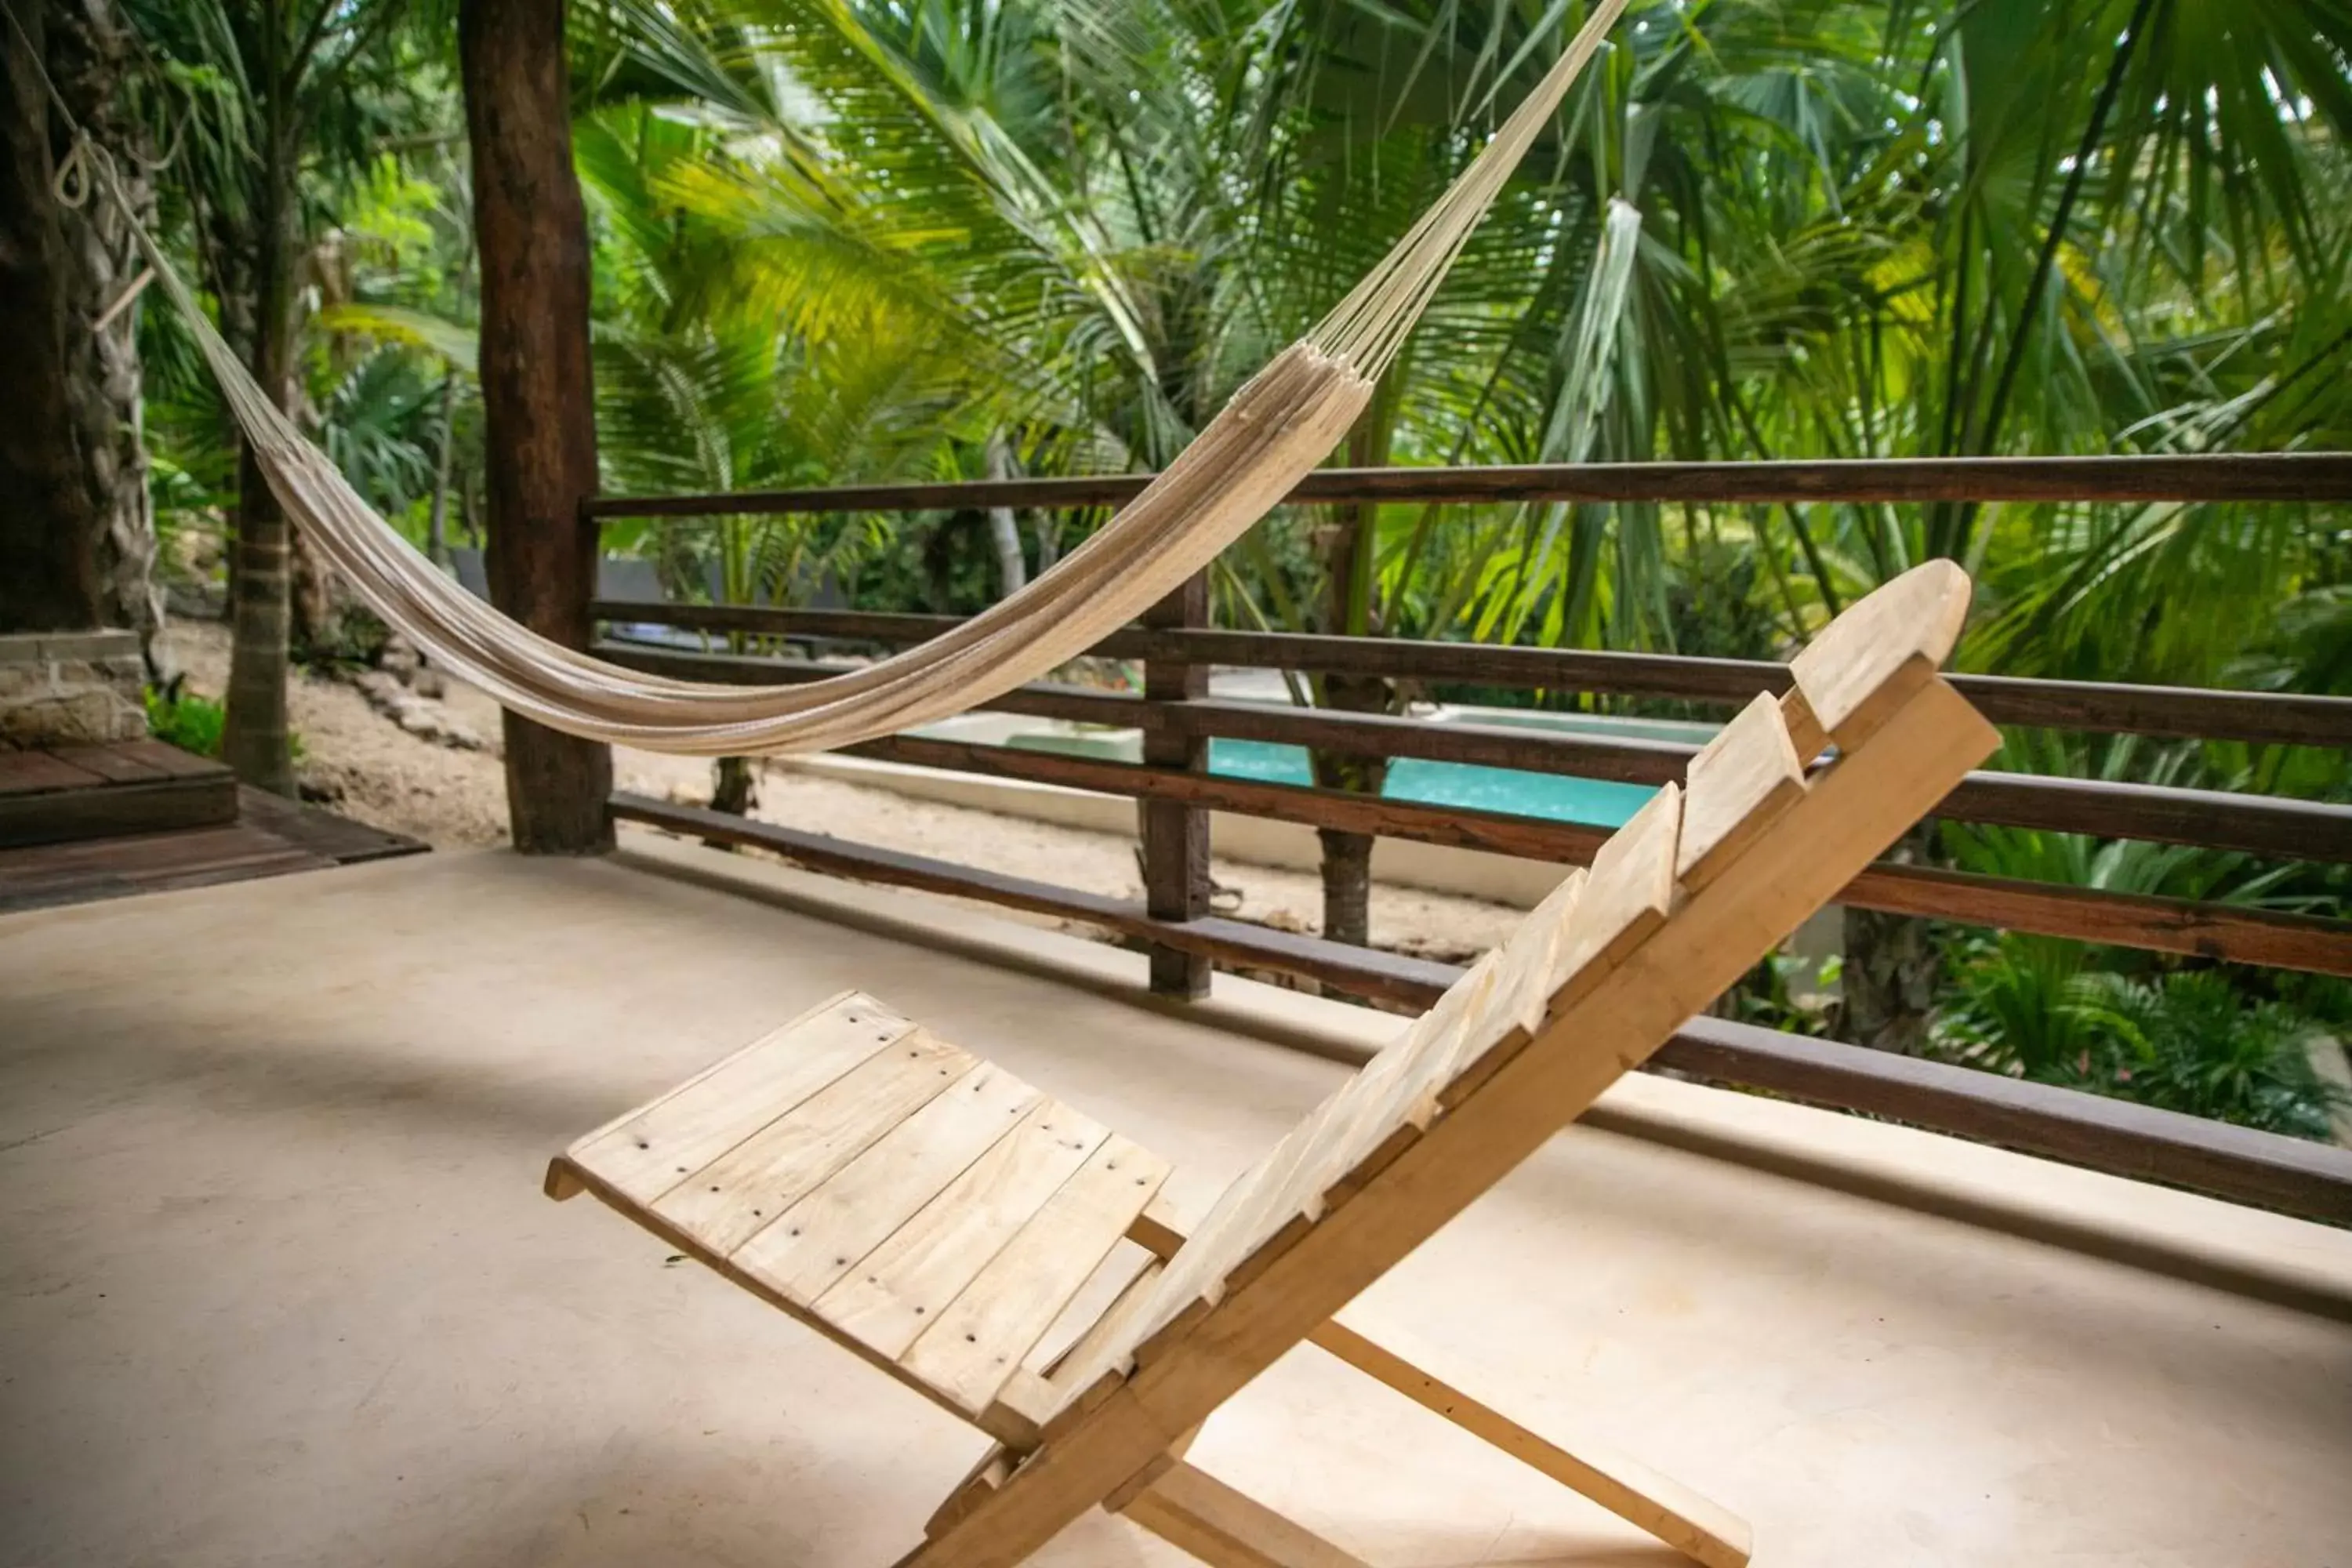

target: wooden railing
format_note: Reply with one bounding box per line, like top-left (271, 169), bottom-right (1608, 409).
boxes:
top-left (585, 453), bottom-right (2352, 1225)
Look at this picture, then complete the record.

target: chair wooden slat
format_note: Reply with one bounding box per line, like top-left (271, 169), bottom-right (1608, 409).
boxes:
top-left (1304, 952), bottom-right (1502, 1207)
top-left (1109, 952), bottom-right (1508, 1374)
top-left (568, 991), bottom-right (916, 1205)
top-left (902, 1134), bottom-right (1170, 1414)
top-left (652, 1030), bottom-right (976, 1254)
top-left (988, 1253), bottom-right (1167, 1447)
top-left (1210, 873), bottom-right (1589, 1304)
top-left (732, 1062), bottom-right (1042, 1305)
top-left (1118, 1105), bottom-right (1330, 1364)
top-left (1541, 780), bottom-right (1682, 1013)
top-left (1784, 559), bottom-right (1970, 754)
top-left (1675, 692), bottom-right (1806, 895)
top-left (1133, 797), bottom-right (1691, 1376)
top-left (1426, 866), bottom-right (1584, 1112)
top-left (816, 1101), bottom-right (1109, 1361)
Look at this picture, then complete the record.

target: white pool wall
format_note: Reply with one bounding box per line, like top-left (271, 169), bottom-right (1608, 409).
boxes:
top-left (772, 748), bottom-right (1572, 906)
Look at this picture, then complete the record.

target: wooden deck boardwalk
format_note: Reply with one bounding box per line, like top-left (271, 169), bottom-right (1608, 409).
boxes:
top-left (0, 774), bottom-right (425, 914)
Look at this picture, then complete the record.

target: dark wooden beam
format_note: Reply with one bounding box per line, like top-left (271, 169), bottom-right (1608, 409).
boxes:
top-left (585, 452), bottom-right (2352, 518)
top-left (1154, 695), bottom-right (2352, 863)
top-left (595, 644), bottom-right (2352, 867)
top-left (461, 0), bottom-right (611, 853)
top-left (828, 734), bottom-right (2352, 976)
top-left (606, 793), bottom-right (2352, 1226)
top-left (1656, 1016), bottom-right (2352, 1227)
top-left (591, 603), bottom-right (2352, 750)
top-left (592, 642), bottom-right (1145, 729)
top-left (1139, 575), bottom-right (1211, 997)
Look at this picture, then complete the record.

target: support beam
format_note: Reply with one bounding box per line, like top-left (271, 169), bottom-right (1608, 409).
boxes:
top-left (1117, 1461), bottom-right (1370, 1568)
top-left (459, 0), bottom-right (612, 853)
top-left (1309, 1312), bottom-right (1751, 1568)
top-left (1140, 573), bottom-right (1211, 996)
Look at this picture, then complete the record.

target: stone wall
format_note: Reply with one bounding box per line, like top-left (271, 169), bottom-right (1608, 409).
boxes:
top-left (0, 630), bottom-right (147, 747)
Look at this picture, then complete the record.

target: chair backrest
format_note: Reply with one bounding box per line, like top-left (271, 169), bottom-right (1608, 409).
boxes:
top-left (1036, 560), bottom-right (1999, 1436)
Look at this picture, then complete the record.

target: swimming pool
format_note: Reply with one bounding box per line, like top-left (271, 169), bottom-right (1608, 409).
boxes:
top-left (988, 720), bottom-right (1667, 830)
top-left (1202, 737), bottom-right (1656, 828)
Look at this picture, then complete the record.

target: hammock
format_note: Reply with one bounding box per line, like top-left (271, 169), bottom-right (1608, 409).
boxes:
top-left (110, 2), bottom-right (1627, 757)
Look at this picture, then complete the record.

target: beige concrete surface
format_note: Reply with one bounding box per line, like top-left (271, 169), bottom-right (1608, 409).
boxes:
top-left (2, 834), bottom-right (2349, 1568)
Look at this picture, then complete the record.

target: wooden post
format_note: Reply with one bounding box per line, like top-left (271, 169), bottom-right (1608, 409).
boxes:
top-left (459, 0), bottom-right (613, 854)
top-left (0, 0), bottom-right (101, 637)
top-left (1140, 574), bottom-right (1211, 997)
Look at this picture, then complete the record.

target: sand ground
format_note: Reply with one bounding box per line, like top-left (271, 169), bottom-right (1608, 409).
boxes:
top-left (162, 619), bottom-right (1522, 964)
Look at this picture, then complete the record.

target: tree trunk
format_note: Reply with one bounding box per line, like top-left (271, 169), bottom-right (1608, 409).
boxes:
top-left (461, 0), bottom-right (613, 854)
top-left (1840, 903), bottom-right (1940, 1053)
top-left (710, 755), bottom-right (757, 815)
top-left (425, 372), bottom-right (456, 566)
top-left (984, 430), bottom-right (1025, 599)
top-left (48, 0), bottom-right (161, 661)
top-left (1313, 826), bottom-right (1378, 949)
top-left (0, 0), bottom-right (100, 633)
top-left (701, 753), bottom-right (758, 850)
top-left (287, 514), bottom-right (339, 656)
top-left (1308, 702), bottom-right (1388, 948)
top-left (218, 115), bottom-right (299, 796)
top-left (1838, 829), bottom-right (1940, 1052)
top-left (1307, 396), bottom-right (1397, 949)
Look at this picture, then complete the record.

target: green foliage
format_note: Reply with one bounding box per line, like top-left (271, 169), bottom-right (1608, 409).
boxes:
top-left (1941, 728), bottom-right (2347, 924)
top-left (144, 683), bottom-right (307, 765)
top-left (1934, 935), bottom-right (2343, 1140)
top-left (1721, 951), bottom-right (1843, 1040)
top-left (143, 684), bottom-right (224, 758)
top-left (126, 2), bottom-right (481, 555)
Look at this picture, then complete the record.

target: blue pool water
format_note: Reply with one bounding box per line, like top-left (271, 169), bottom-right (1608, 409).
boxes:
top-left (1204, 738), bottom-right (1656, 829)
top-left (994, 723), bottom-right (1666, 829)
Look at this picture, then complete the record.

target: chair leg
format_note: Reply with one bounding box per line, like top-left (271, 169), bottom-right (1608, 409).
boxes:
top-left (925, 1446), bottom-right (1014, 1539)
top-left (1102, 1422), bottom-right (1202, 1514)
top-left (1308, 1312), bottom-right (1752, 1568)
top-left (1118, 1461), bottom-right (1370, 1568)
top-left (891, 1388), bottom-right (1175, 1568)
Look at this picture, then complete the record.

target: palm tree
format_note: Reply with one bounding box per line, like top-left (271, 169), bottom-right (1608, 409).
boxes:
top-left (589, 0), bottom-right (1701, 942)
top-left (124, 0), bottom-right (434, 793)
top-left (577, 97), bottom-right (984, 813)
top-left (0, 0), bottom-right (162, 655)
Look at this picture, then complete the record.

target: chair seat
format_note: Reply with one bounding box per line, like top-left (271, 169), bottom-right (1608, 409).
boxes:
top-left (546, 990), bottom-right (1171, 1421)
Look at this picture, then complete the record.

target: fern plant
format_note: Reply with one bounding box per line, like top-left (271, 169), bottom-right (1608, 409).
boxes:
top-left (1933, 933), bottom-right (2343, 1140)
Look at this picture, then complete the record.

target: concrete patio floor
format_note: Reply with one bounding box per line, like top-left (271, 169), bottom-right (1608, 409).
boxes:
top-left (3, 831), bottom-right (2350, 1567)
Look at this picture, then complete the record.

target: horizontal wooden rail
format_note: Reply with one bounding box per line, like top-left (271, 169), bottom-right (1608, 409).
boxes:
top-left (595, 641), bottom-right (2352, 865)
top-left (594, 643), bottom-right (1135, 728)
top-left (608, 793), bottom-right (2352, 1227)
top-left (1650, 1017), bottom-right (2352, 1226)
top-left (584, 452), bottom-right (2352, 517)
top-left (829, 732), bottom-right (2352, 975)
top-left (591, 602), bottom-right (2352, 750)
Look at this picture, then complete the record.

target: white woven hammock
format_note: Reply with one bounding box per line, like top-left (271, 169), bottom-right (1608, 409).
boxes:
top-left (121, 2), bottom-right (1625, 757)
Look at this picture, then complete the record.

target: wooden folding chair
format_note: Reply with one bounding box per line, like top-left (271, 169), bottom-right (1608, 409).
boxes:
top-left (547, 561), bottom-right (1998, 1567)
